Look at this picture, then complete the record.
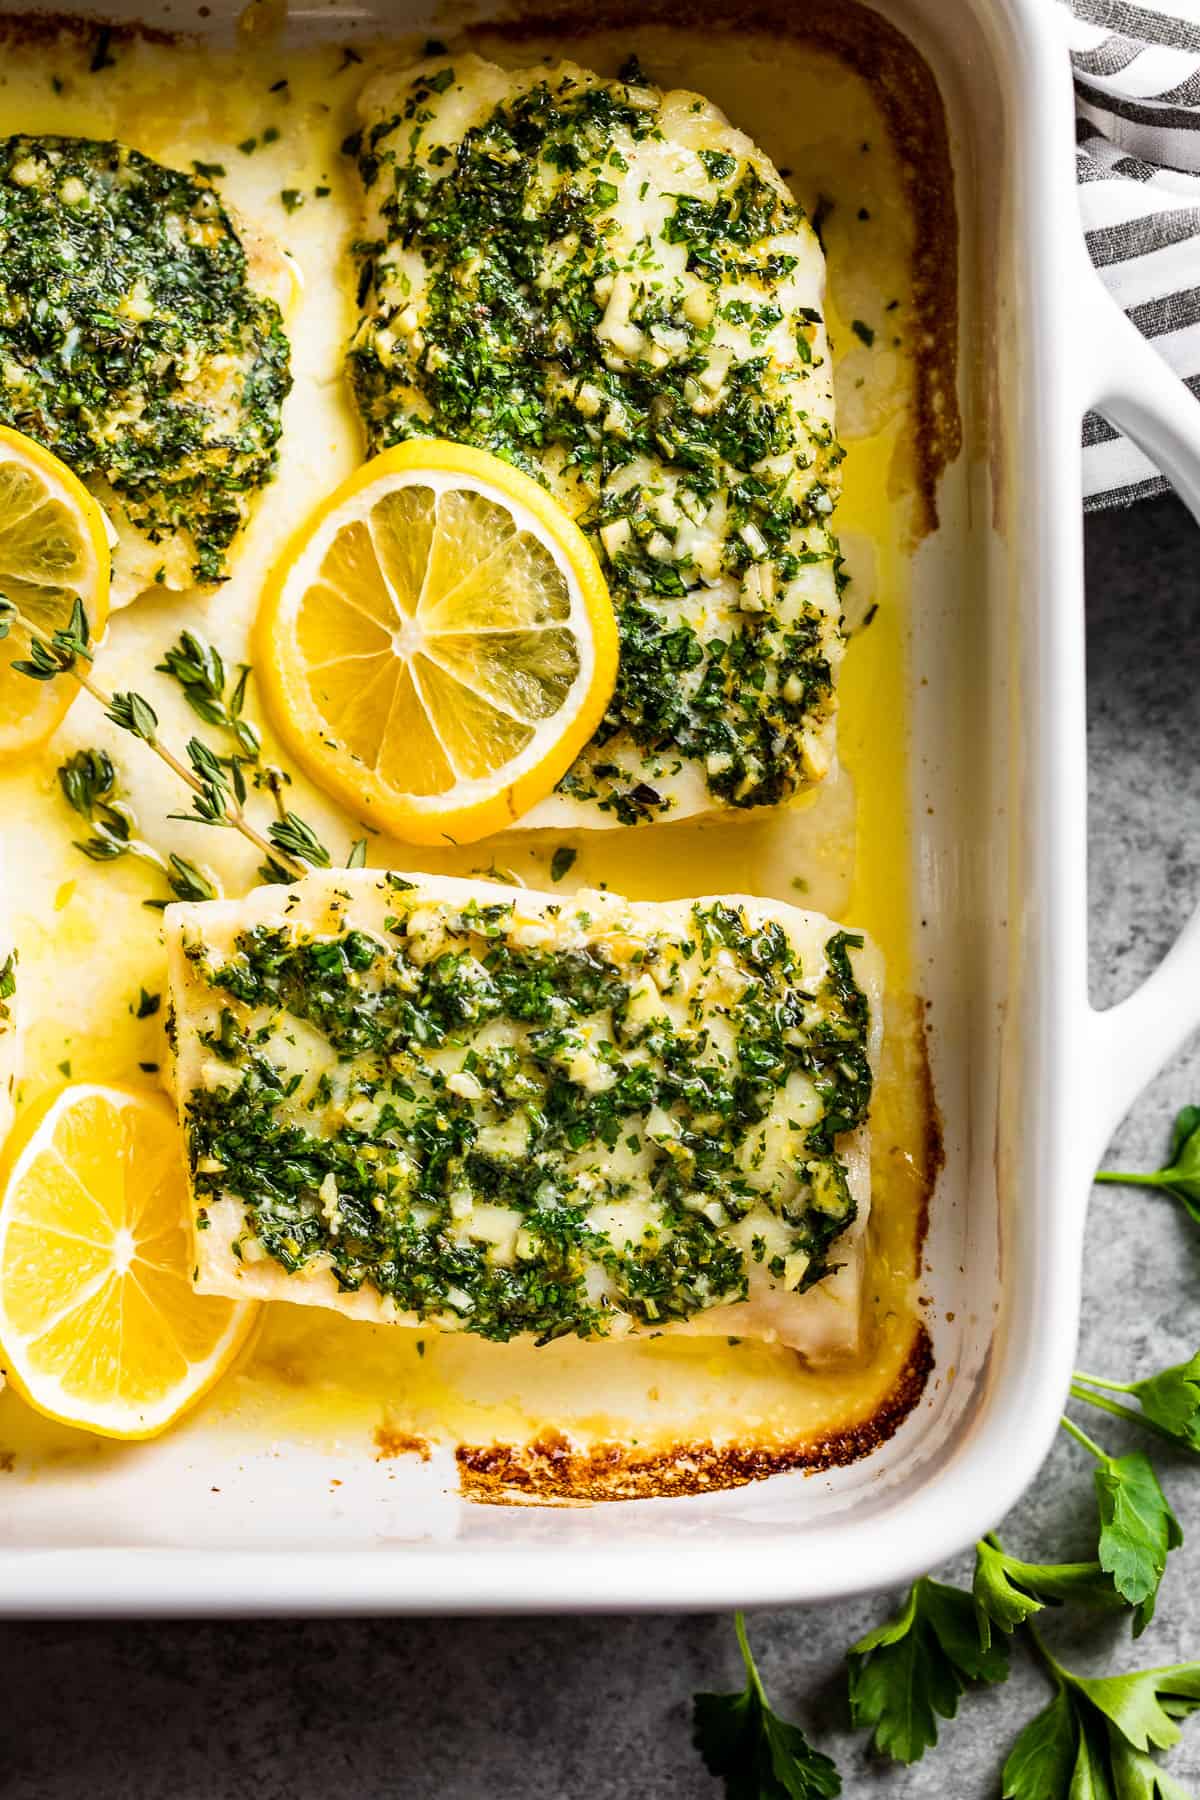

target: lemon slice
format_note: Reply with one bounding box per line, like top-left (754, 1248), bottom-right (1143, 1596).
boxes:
top-left (0, 1084), bottom-right (258, 1439)
top-left (0, 426), bottom-right (110, 760)
top-left (257, 440), bottom-right (618, 845)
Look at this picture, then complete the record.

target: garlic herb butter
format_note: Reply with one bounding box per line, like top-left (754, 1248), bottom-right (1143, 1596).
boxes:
top-left (167, 872), bottom-right (878, 1349)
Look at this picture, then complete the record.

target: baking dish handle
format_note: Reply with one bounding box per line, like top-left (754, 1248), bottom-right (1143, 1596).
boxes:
top-left (1076, 266), bottom-right (1200, 1137)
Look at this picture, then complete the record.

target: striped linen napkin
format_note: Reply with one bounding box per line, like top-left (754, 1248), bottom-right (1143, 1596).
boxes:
top-left (1059, 0), bottom-right (1200, 508)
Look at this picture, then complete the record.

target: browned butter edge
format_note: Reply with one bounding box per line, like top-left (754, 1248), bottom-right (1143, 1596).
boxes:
top-left (455, 1324), bottom-right (934, 1504)
top-left (0, 0), bottom-right (947, 1498)
top-left (481, 0), bottom-right (962, 535)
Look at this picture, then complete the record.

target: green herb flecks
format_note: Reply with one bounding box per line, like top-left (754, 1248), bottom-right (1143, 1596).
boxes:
top-left (0, 948), bottom-right (15, 1028)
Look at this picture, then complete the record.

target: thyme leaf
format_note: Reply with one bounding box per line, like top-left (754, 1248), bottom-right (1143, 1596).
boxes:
top-left (268, 810), bottom-right (332, 869)
top-left (157, 631), bottom-right (262, 760)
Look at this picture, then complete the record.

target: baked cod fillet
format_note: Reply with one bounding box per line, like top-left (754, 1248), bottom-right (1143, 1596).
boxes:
top-left (0, 137), bottom-right (293, 605)
top-left (165, 871), bottom-right (881, 1360)
top-left (348, 55), bottom-right (843, 830)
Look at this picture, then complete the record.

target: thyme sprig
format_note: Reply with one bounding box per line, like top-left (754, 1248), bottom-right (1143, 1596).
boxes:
top-left (156, 630), bottom-right (261, 760)
top-left (58, 748), bottom-right (219, 905)
top-left (157, 627), bottom-right (361, 878)
top-left (0, 596), bottom-right (313, 881)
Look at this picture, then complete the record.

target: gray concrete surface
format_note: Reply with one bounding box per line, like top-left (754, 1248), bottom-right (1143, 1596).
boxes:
top-left (2, 495), bottom-right (1200, 1797)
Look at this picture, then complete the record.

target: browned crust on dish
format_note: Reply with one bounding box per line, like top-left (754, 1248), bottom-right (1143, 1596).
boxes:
top-left (373, 1426), bottom-right (432, 1462)
top-left (481, 0), bottom-right (961, 534)
top-left (454, 1324), bottom-right (933, 1503)
top-left (0, 9), bottom-right (171, 52)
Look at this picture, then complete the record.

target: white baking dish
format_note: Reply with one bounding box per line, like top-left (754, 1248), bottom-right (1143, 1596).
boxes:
top-left (3, 0), bottom-right (1200, 1617)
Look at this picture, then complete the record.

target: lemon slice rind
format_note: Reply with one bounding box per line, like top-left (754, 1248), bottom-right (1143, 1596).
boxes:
top-left (0, 1084), bottom-right (259, 1440)
top-left (0, 425), bottom-right (111, 761)
top-left (256, 441), bottom-right (619, 847)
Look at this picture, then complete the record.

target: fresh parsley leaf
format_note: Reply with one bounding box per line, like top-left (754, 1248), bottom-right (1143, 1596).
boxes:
top-left (694, 1612), bottom-right (841, 1798)
top-left (1073, 1352), bottom-right (1200, 1455)
top-left (974, 1535), bottom-right (1125, 1641)
top-left (1094, 1450), bottom-right (1183, 1635)
top-left (847, 1576), bottom-right (1009, 1763)
top-left (1063, 1420), bottom-right (1183, 1636)
top-left (1003, 1647), bottom-right (1200, 1799)
top-left (1002, 1687), bottom-right (1078, 1797)
top-left (1133, 1357), bottom-right (1200, 1450)
top-left (550, 846), bottom-right (577, 883)
top-left (1096, 1104), bottom-right (1200, 1223)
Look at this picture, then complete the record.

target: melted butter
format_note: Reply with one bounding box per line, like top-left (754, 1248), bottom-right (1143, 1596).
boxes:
top-left (0, 21), bottom-right (940, 1490)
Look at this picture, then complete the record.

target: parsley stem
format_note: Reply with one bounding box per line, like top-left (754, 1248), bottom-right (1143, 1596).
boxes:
top-left (1069, 1381), bottom-right (1184, 1447)
top-left (1094, 1171), bottom-right (1166, 1187)
top-left (1025, 1621), bottom-right (1067, 1689)
top-left (734, 1611), bottom-right (766, 1704)
top-left (1072, 1370), bottom-right (1134, 1394)
top-left (1060, 1414), bottom-right (1108, 1463)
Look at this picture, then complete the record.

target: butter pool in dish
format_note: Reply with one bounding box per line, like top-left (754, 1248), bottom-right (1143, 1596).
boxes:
top-left (348, 53), bottom-right (843, 832)
top-left (165, 871), bottom-right (881, 1360)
